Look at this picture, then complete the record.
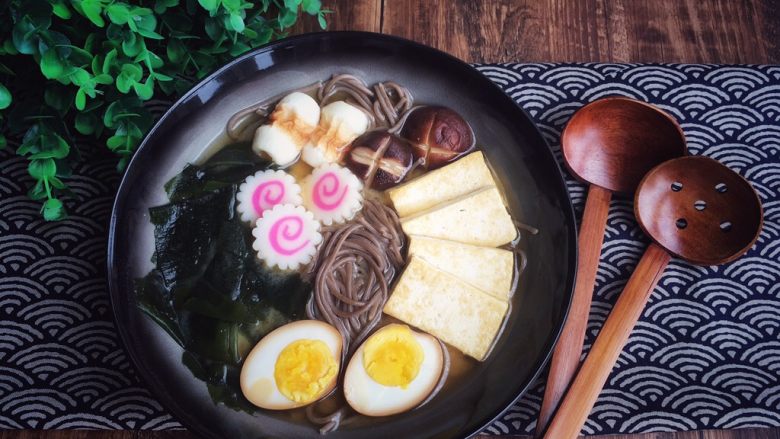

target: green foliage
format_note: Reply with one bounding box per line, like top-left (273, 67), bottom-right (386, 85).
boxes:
top-left (0, 0), bottom-right (327, 220)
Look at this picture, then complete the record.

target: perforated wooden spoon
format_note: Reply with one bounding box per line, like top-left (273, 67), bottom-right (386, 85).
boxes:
top-left (536, 97), bottom-right (686, 435)
top-left (542, 156), bottom-right (763, 439)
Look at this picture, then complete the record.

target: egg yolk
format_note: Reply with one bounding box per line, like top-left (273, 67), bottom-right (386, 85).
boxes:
top-left (274, 339), bottom-right (338, 403)
top-left (362, 325), bottom-right (424, 389)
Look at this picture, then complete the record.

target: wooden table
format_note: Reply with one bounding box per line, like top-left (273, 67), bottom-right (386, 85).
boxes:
top-left (11, 1), bottom-right (778, 438)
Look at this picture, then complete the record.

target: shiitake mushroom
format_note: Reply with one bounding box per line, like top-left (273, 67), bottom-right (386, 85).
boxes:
top-left (401, 106), bottom-right (475, 169)
top-left (344, 131), bottom-right (413, 190)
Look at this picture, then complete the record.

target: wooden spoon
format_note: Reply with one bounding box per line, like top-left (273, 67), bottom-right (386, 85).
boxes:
top-left (536, 97), bottom-right (686, 435)
top-left (542, 156), bottom-right (763, 439)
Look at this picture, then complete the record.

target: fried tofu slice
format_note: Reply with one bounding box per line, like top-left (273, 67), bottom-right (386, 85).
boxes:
top-left (400, 186), bottom-right (517, 247)
top-left (407, 235), bottom-right (515, 300)
top-left (383, 256), bottom-right (509, 361)
top-left (387, 151), bottom-right (495, 217)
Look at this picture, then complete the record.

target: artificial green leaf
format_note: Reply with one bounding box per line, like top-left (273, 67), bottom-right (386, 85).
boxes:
top-left (166, 39), bottom-right (186, 63)
top-left (135, 14), bottom-right (163, 39)
top-left (277, 8), bottom-right (297, 28)
top-left (21, 1), bottom-right (54, 28)
top-left (17, 142), bottom-right (37, 156)
top-left (0, 84), bottom-right (11, 110)
top-left (228, 41), bottom-right (250, 56)
top-left (228, 14), bottom-right (245, 32)
top-left (29, 133), bottom-right (69, 159)
top-left (242, 27), bottom-right (257, 39)
top-left (28, 158), bottom-right (57, 179)
top-left (136, 28), bottom-right (164, 39)
top-left (44, 86), bottom-right (71, 114)
top-left (116, 75), bottom-right (133, 93)
top-left (117, 155), bottom-right (130, 171)
top-left (141, 50), bottom-right (165, 69)
top-left (49, 176), bottom-right (66, 189)
top-left (41, 49), bottom-right (66, 79)
top-left (3, 40), bottom-right (18, 55)
top-left (75, 113), bottom-right (98, 135)
top-left (80, 0), bottom-right (106, 27)
top-left (301, 0), bottom-right (321, 14)
top-left (28, 180), bottom-right (47, 200)
top-left (51, 0), bottom-right (73, 19)
top-left (103, 48), bottom-right (118, 73)
top-left (107, 134), bottom-right (126, 150)
top-left (94, 73), bottom-right (113, 84)
top-left (75, 88), bottom-right (87, 110)
top-left (317, 12), bottom-right (326, 29)
top-left (204, 17), bottom-right (223, 40)
top-left (152, 72), bottom-right (173, 81)
top-left (198, 0), bottom-right (220, 12)
top-left (255, 24), bottom-right (273, 45)
top-left (133, 77), bottom-right (154, 100)
top-left (283, 0), bottom-right (302, 9)
top-left (222, 0), bottom-right (240, 10)
top-left (12, 20), bottom-right (39, 55)
top-left (107, 3), bottom-right (131, 24)
top-left (103, 101), bottom-right (119, 127)
top-left (18, 125), bottom-right (41, 154)
top-left (71, 68), bottom-right (91, 86)
top-left (122, 32), bottom-right (142, 57)
top-left (154, 0), bottom-right (179, 14)
top-left (43, 198), bottom-right (65, 221)
top-left (39, 30), bottom-right (72, 60)
top-left (0, 134), bottom-right (6, 150)
top-left (116, 63), bottom-right (143, 93)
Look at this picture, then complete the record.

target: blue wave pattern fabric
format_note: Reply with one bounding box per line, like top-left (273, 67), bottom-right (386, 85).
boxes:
top-left (0, 64), bottom-right (778, 434)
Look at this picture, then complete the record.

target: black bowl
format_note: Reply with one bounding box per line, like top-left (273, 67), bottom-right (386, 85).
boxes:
top-left (108, 31), bottom-right (577, 439)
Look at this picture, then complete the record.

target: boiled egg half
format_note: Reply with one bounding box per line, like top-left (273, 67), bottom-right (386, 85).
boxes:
top-left (240, 320), bottom-right (342, 410)
top-left (344, 324), bottom-right (444, 416)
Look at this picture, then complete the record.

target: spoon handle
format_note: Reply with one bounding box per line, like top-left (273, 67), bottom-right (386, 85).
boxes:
top-left (542, 243), bottom-right (671, 439)
top-left (536, 185), bottom-right (611, 436)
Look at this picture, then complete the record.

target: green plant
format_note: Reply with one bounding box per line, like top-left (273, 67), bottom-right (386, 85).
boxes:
top-left (0, 0), bottom-right (328, 220)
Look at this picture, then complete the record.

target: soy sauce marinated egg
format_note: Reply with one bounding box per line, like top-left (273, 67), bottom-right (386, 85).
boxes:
top-left (344, 324), bottom-right (444, 416)
top-left (240, 320), bottom-right (342, 410)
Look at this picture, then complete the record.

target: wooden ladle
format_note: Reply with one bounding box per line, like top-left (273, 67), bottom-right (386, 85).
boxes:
top-left (543, 156), bottom-right (763, 439)
top-left (536, 97), bottom-right (687, 435)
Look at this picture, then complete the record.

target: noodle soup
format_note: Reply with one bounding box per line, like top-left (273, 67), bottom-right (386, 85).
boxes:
top-left (136, 74), bottom-right (535, 433)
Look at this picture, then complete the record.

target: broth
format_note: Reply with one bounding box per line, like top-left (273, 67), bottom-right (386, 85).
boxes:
top-left (139, 74), bottom-right (531, 433)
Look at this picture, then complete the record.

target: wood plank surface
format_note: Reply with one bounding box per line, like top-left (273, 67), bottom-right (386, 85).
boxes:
top-left (309, 0), bottom-right (780, 63)
top-left (10, 1), bottom-right (779, 439)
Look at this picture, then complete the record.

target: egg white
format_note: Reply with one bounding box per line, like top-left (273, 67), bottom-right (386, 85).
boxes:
top-left (240, 320), bottom-right (342, 410)
top-left (343, 328), bottom-right (444, 417)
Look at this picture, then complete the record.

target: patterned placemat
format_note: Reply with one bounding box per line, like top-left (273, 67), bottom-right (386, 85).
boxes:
top-left (1, 63), bottom-right (778, 435)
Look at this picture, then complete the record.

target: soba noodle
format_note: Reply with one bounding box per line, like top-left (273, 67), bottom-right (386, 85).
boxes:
top-left (305, 199), bottom-right (405, 356)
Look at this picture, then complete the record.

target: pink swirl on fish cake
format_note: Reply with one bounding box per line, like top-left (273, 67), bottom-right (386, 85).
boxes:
top-left (268, 215), bottom-right (310, 256)
top-left (252, 180), bottom-right (286, 214)
top-left (252, 204), bottom-right (321, 270)
top-left (236, 170), bottom-right (302, 224)
top-left (311, 171), bottom-right (348, 211)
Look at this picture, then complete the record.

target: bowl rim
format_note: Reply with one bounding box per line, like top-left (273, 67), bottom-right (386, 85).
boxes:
top-left (107, 30), bottom-right (578, 439)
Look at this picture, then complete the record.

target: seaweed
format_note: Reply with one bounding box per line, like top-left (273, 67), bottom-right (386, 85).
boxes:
top-left (149, 185), bottom-right (237, 291)
top-left (135, 142), bottom-right (309, 412)
top-left (164, 141), bottom-right (268, 202)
